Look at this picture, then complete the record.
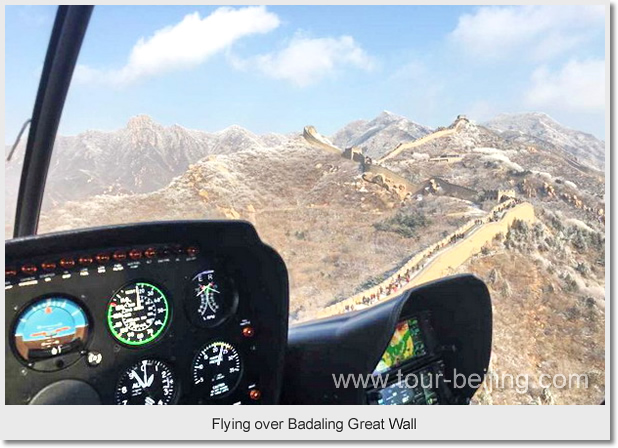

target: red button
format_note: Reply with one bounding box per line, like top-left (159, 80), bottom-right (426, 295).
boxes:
top-left (113, 251), bottom-right (127, 262)
top-left (59, 258), bottom-right (75, 269)
top-left (96, 253), bottom-right (110, 263)
top-left (187, 246), bottom-right (199, 257)
top-left (129, 249), bottom-right (142, 260)
top-left (242, 326), bottom-right (255, 338)
top-left (79, 256), bottom-right (93, 265)
top-left (41, 261), bottom-right (57, 271)
top-left (144, 248), bottom-right (157, 258)
top-left (22, 264), bottom-right (37, 275)
top-left (249, 389), bottom-right (261, 401)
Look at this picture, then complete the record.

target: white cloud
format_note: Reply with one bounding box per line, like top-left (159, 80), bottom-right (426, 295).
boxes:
top-left (76, 6), bottom-right (280, 85)
top-left (449, 5), bottom-right (604, 61)
top-left (524, 59), bottom-right (605, 113)
top-left (232, 34), bottom-right (374, 87)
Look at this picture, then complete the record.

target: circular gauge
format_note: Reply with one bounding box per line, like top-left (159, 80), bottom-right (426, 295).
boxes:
top-left (115, 359), bottom-right (177, 405)
top-left (13, 296), bottom-right (90, 370)
top-left (186, 269), bottom-right (238, 328)
top-left (192, 341), bottom-right (243, 398)
top-left (107, 282), bottom-right (170, 346)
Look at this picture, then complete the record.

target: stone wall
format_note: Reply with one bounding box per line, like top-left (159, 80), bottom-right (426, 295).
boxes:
top-left (378, 117), bottom-right (468, 163)
top-left (362, 163), bottom-right (418, 198)
top-left (318, 200), bottom-right (535, 318)
top-left (303, 126), bottom-right (342, 155)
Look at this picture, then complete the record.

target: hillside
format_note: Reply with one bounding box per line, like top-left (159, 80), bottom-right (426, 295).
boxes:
top-left (331, 110), bottom-right (432, 159)
top-left (6, 111), bottom-right (605, 404)
top-left (37, 133), bottom-right (472, 321)
top-left (6, 115), bottom-right (288, 208)
top-left (484, 112), bottom-right (605, 170)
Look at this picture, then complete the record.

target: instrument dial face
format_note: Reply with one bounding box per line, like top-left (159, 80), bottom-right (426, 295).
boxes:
top-left (192, 341), bottom-right (242, 398)
top-left (13, 297), bottom-right (89, 364)
top-left (187, 269), bottom-right (237, 328)
top-left (107, 282), bottom-right (169, 346)
top-left (115, 359), bottom-right (177, 405)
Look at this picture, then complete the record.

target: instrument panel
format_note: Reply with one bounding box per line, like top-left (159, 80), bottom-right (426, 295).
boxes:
top-left (5, 221), bottom-right (289, 405)
top-left (282, 274), bottom-right (492, 405)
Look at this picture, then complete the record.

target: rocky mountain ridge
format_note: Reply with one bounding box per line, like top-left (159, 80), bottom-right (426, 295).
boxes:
top-left (483, 112), bottom-right (605, 170)
top-left (331, 110), bottom-right (433, 159)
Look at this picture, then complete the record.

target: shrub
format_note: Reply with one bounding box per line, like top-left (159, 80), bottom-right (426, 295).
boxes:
top-left (373, 210), bottom-right (431, 238)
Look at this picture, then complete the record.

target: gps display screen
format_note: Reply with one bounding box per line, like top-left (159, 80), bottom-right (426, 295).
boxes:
top-left (374, 371), bottom-right (439, 405)
top-left (373, 317), bottom-right (426, 375)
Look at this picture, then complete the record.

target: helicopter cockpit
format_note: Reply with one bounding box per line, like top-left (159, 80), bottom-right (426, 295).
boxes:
top-left (6, 5), bottom-right (493, 406)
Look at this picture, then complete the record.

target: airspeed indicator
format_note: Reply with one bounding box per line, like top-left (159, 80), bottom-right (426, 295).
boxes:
top-left (107, 282), bottom-right (169, 346)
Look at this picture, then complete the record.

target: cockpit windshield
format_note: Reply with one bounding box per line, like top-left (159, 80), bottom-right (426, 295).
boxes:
top-left (5, 5), bottom-right (606, 405)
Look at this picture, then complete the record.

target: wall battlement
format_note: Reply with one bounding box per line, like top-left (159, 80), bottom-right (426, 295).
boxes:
top-left (303, 126), bottom-right (342, 155)
top-left (378, 116), bottom-right (468, 163)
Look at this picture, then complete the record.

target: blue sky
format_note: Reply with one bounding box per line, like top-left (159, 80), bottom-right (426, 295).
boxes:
top-left (6, 5), bottom-right (606, 143)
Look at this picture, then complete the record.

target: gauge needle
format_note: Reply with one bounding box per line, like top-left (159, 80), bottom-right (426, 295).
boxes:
top-left (142, 368), bottom-right (150, 389)
top-left (199, 284), bottom-right (220, 296)
top-left (135, 287), bottom-right (143, 310)
top-left (216, 348), bottom-right (224, 366)
top-left (132, 370), bottom-right (147, 389)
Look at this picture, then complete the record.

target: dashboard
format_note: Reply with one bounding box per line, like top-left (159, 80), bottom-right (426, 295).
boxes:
top-left (5, 221), bottom-right (289, 405)
top-left (281, 274), bottom-right (492, 405)
top-left (6, 220), bottom-right (492, 406)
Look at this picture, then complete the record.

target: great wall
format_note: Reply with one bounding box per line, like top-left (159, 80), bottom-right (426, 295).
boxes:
top-left (377, 115), bottom-right (469, 163)
top-left (302, 118), bottom-right (538, 318)
top-left (303, 116), bottom-right (605, 220)
top-left (302, 126), bottom-right (342, 155)
top-left (301, 116), bottom-right (603, 317)
top-left (304, 115), bottom-right (476, 203)
top-left (318, 198), bottom-right (535, 317)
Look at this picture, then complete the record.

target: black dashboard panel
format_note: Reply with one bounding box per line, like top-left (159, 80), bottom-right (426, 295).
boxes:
top-left (5, 221), bottom-right (289, 405)
top-left (281, 275), bottom-right (491, 405)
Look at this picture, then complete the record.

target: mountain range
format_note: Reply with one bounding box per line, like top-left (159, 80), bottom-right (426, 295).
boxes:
top-left (6, 110), bottom-right (603, 210)
top-left (4, 110), bottom-right (605, 405)
top-left (331, 110), bottom-right (432, 159)
top-left (483, 112), bottom-right (605, 170)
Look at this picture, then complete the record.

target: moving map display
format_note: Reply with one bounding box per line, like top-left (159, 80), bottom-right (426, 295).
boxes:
top-left (374, 317), bottom-right (426, 374)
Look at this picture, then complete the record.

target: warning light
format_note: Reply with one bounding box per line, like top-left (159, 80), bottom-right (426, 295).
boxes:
top-left (187, 246), bottom-right (199, 257)
top-left (242, 326), bottom-right (255, 338)
top-left (59, 258), bottom-right (76, 269)
top-left (79, 256), bottom-right (94, 266)
top-left (129, 249), bottom-right (143, 260)
top-left (96, 253), bottom-right (111, 263)
top-left (41, 261), bottom-right (57, 271)
top-left (22, 264), bottom-right (38, 275)
top-left (249, 389), bottom-right (261, 401)
top-left (144, 248), bottom-right (157, 258)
